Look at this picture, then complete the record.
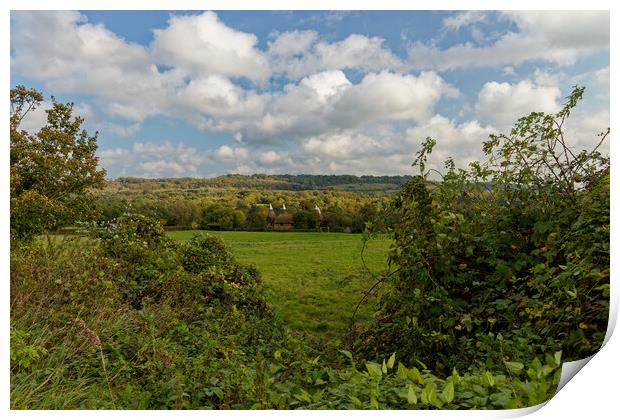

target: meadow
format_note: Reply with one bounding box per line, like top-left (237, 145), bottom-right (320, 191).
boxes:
top-left (167, 230), bottom-right (392, 342)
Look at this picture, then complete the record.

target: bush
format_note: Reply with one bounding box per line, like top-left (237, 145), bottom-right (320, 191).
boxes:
top-left (180, 234), bottom-right (234, 273)
top-left (11, 223), bottom-right (282, 409)
top-left (362, 87), bottom-right (609, 374)
top-left (96, 214), bottom-right (180, 308)
top-left (277, 350), bottom-right (561, 409)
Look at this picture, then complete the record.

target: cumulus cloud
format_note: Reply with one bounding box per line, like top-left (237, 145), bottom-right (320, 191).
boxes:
top-left (99, 142), bottom-right (252, 178)
top-left (409, 11), bottom-right (609, 71)
top-left (173, 75), bottom-right (266, 130)
top-left (269, 32), bottom-right (405, 79)
top-left (100, 122), bottom-right (142, 137)
top-left (151, 12), bottom-right (270, 82)
top-left (405, 115), bottom-right (497, 171)
top-left (303, 132), bottom-right (387, 160)
top-left (267, 30), bottom-right (318, 56)
top-left (563, 109), bottom-right (610, 154)
top-left (15, 100), bottom-right (140, 139)
top-left (11, 10), bottom-right (609, 178)
top-left (11, 11), bottom-right (184, 122)
top-left (202, 70), bottom-right (457, 144)
top-left (214, 145), bottom-right (249, 162)
top-left (11, 11), bottom-right (457, 146)
top-left (328, 71), bottom-right (458, 129)
top-left (571, 67), bottom-right (610, 102)
top-left (475, 80), bottom-right (562, 128)
top-left (257, 150), bottom-right (294, 166)
top-left (270, 116), bottom-right (495, 176)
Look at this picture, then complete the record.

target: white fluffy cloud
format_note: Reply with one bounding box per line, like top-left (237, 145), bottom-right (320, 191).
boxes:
top-left (475, 80), bottom-right (561, 128)
top-left (173, 75), bottom-right (267, 131)
top-left (269, 32), bottom-right (405, 79)
top-left (409, 11), bottom-right (609, 71)
top-left (563, 109), bottom-right (610, 154)
top-left (207, 70), bottom-right (457, 143)
top-left (11, 10), bottom-right (609, 178)
top-left (11, 11), bottom-right (184, 122)
top-left (405, 115), bottom-right (496, 171)
top-left (303, 132), bottom-right (387, 160)
top-left (571, 67), bottom-right (610, 103)
top-left (16, 100), bottom-right (141, 139)
top-left (267, 30), bottom-right (318, 56)
top-left (11, 11), bottom-right (456, 146)
top-left (151, 12), bottom-right (270, 82)
top-left (214, 145), bottom-right (249, 162)
top-left (328, 71), bottom-right (458, 129)
top-left (277, 116), bottom-right (495, 176)
top-left (98, 142), bottom-right (207, 177)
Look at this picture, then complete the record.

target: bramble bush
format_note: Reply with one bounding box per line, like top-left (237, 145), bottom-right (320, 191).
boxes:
top-left (361, 86), bottom-right (609, 375)
top-left (10, 222), bottom-right (281, 408)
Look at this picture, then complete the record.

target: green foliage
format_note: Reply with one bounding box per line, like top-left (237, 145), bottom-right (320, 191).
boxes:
top-left (245, 205), bottom-right (269, 230)
top-left (180, 234), bottom-right (234, 273)
top-left (95, 214), bottom-right (179, 308)
top-left (364, 86), bottom-right (609, 374)
top-left (10, 86), bottom-right (106, 241)
top-left (293, 210), bottom-right (320, 230)
top-left (94, 214), bottom-right (266, 312)
top-left (10, 329), bottom-right (48, 371)
top-left (11, 222), bottom-right (275, 409)
top-left (94, 177), bottom-right (394, 233)
top-left (225, 350), bottom-right (561, 409)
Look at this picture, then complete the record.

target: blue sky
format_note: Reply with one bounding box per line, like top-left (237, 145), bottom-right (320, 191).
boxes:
top-left (10, 10), bottom-right (609, 178)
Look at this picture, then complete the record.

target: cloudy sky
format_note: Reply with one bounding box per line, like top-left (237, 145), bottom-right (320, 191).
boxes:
top-left (10, 10), bottom-right (610, 178)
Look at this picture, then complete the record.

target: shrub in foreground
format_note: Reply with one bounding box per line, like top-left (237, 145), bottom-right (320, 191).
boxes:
top-left (363, 87), bottom-right (609, 374)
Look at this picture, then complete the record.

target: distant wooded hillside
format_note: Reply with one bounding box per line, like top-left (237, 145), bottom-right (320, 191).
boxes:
top-left (106, 174), bottom-right (413, 192)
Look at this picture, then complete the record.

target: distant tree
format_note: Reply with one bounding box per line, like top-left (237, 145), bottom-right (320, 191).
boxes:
top-left (10, 86), bottom-right (106, 240)
top-left (352, 202), bottom-right (379, 232)
top-left (95, 195), bottom-right (129, 222)
top-left (200, 204), bottom-right (235, 230)
top-left (233, 210), bottom-right (246, 229)
top-left (299, 199), bottom-right (315, 211)
top-left (324, 208), bottom-right (353, 232)
top-left (165, 199), bottom-right (201, 227)
top-left (245, 205), bottom-right (268, 230)
top-left (293, 210), bottom-right (319, 230)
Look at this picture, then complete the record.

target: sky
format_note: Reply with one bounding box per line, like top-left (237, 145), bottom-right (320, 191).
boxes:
top-left (10, 10), bottom-right (610, 179)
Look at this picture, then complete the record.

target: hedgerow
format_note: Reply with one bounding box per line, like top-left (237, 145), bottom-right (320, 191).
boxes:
top-left (361, 86), bottom-right (609, 375)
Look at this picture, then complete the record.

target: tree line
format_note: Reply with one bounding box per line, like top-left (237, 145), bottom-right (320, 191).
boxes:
top-left (93, 190), bottom-right (394, 232)
top-left (108, 173), bottom-right (411, 192)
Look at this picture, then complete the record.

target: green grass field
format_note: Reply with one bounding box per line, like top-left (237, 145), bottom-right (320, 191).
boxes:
top-left (167, 230), bottom-right (392, 342)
